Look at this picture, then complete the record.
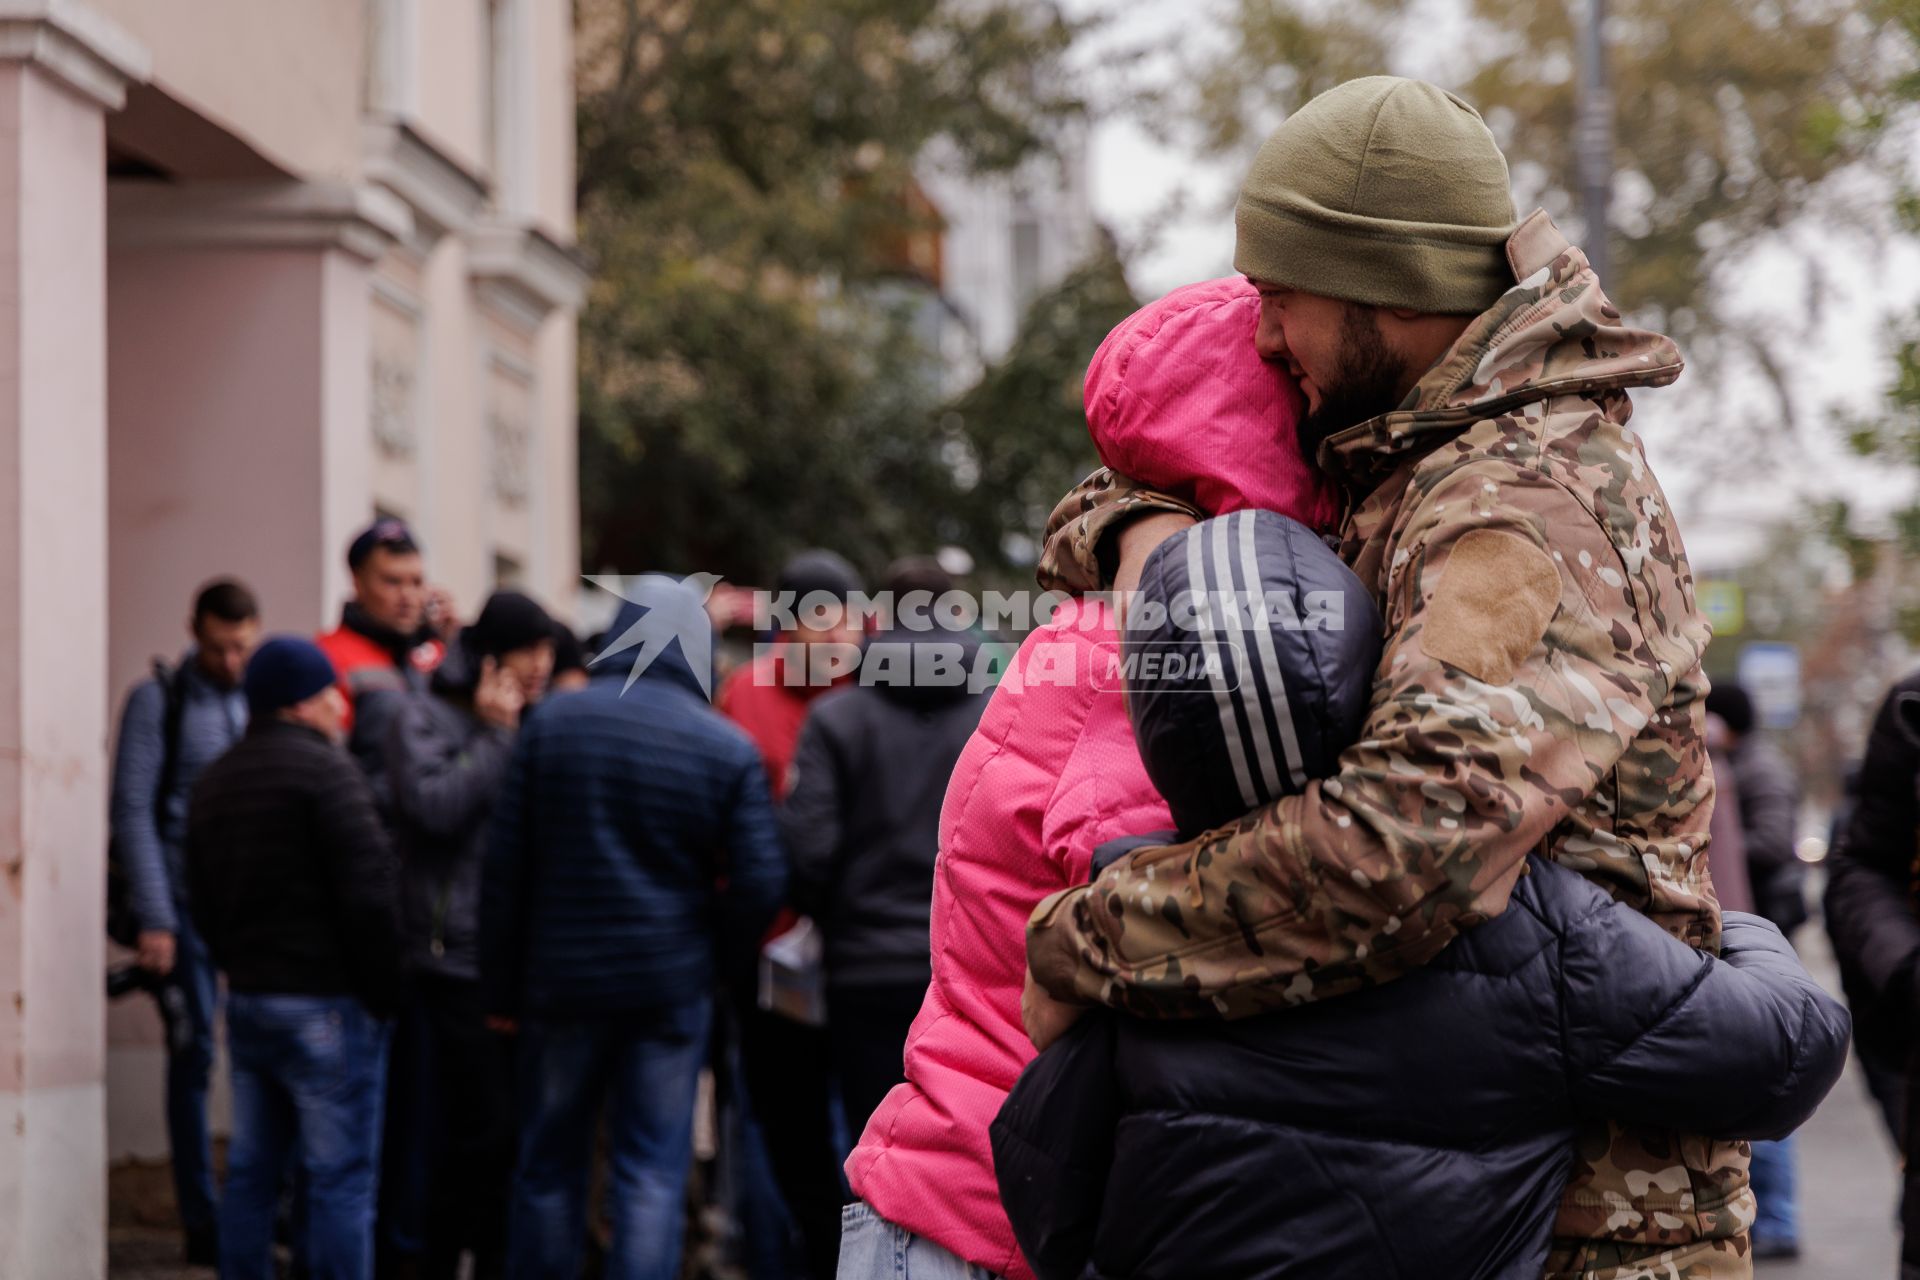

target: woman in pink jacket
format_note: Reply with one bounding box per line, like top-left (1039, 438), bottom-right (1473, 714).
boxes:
top-left (837, 277), bottom-right (1340, 1280)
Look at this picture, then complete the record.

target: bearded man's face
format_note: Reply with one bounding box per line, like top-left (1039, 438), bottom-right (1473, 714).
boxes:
top-left (1251, 283), bottom-right (1418, 464)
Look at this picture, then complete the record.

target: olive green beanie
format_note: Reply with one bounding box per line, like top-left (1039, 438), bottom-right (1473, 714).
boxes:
top-left (1234, 76), bottom-right (1519, 314)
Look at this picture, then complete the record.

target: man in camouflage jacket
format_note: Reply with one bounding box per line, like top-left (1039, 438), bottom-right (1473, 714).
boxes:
top-left (1024, 77), bottom-right (1747, 1280)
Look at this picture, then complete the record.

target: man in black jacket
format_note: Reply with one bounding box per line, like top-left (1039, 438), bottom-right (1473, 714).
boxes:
top-left (782, 558), bottom-right (990, 1134)
top-left (378, 591), bottom-right (553, 1280)
top-left (1826, 669), bottom-right (1920, 1277)
top-left (188, 636), bottom-right (404, 1280)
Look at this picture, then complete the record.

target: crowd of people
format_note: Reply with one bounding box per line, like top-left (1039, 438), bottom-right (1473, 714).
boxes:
top-left (105, 69), bottom-right (1920, 1280)
top-left (109, 519), bottom-right (994, 1280)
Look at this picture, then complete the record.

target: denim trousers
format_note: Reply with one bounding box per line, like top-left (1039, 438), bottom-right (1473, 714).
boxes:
top-left (220, 992), bottom-right (390, 1280)
top-left (505, 999), bottom-right (713, 1280)
top-left (1750, 1134), bottom-right (1800, 1244)
top-left (161, 904), bottom-right (219, 1237)
top-left (836, 1203), bottom-right (1006, 1280)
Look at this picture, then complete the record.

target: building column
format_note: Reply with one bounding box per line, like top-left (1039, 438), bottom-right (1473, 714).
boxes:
top-left (0, 3), bottom-right (147, 1276)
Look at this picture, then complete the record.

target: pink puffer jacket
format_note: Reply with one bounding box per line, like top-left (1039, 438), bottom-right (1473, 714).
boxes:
top-left (844, 278), bottom-right (1337, 1279)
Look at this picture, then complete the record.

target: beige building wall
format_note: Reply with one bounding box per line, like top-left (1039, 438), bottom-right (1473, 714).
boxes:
top-left (90, 0), bottom-right (365, 181)
top-left (95, 0), bottom-right (587, 1166)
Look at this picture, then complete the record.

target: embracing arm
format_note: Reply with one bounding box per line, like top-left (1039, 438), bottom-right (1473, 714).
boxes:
top-left (1567, 907), bottom-right (1849, 1140)
top-left (1036, 467), bottom-right (1202, 596)
top-left (1028, 463), bottom-right (1690, 1019)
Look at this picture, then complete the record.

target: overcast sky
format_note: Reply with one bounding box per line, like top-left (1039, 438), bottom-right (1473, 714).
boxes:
top-left (1066, 0), bottom-right (1920, 571)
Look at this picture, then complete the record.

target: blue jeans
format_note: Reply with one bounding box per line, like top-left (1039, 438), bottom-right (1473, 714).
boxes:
top-left (220, 993), bottom-right (390, 1280)
top-left (1750, 1134), bottom-right (1799, 1244)
top-left (163, 905), bottom-right (219, 1236)
top-left (507, 1000), bottom-right (713, 1280)
top-left (835, 1204), bottom-right (1004, 1280)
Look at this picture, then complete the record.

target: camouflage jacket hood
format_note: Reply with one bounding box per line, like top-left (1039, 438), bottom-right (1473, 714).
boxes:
top-left (1318, 209), bottom-right (1684, 492)
top-left (1030, 213), bottom-right (1757, 1276)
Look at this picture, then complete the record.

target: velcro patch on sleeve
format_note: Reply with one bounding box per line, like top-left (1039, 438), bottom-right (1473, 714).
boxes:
top-left (1421, 527), bottom-right (1561, 686)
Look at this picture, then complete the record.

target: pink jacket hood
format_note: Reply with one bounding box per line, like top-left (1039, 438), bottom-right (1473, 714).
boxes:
top-left (1083, 276), bottom-right (1340, 530)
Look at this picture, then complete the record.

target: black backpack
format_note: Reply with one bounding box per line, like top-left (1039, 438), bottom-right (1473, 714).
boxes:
top-left (105, 659), bottom-right (189, 947)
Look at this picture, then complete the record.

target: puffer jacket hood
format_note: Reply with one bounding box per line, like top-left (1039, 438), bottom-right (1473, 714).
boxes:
top-left (1084, 277), bottom-right (1341, 531)
top-left (597, 575), bottom-right (714, 700)
top-left (1321, 209), bottom-right (1684, 488)
top-left (1127, 510), bottom-right (1381, 838)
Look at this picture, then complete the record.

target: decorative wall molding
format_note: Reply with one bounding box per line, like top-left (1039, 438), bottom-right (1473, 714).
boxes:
top-left (467, 220), bottom-right (590, 332)
top-left (362, 117), bottom-right (487, 242)
top-left (109, 179), bottom-right (412, 264)
top-left (0, 0), bottom-right (149, 111)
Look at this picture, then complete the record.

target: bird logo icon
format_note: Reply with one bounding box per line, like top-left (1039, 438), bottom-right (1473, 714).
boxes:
top-left (585, 572), bottom-right (724, 697)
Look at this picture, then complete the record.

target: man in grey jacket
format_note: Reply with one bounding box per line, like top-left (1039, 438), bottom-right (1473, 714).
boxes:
top-left (108, 578), bottom-right (260, 1265)
top-left (377, 591), bottom-right (554, 1280)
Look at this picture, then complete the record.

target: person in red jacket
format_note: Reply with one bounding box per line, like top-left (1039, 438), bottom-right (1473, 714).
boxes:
top-left (716, 548), bottom-right (864, 1280)
top-left (716, 548), bottom-right (864, 792)
top-left (316, 519), bottom-right (458, 730)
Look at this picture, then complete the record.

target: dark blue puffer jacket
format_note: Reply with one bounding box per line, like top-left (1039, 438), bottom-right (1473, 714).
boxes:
top-left (995, 861), bottom-right (1849, 1280)
top-left (993, 513), bottom-right (1851, 1280)
top-left (479, 577), bottom-right (787, 1019)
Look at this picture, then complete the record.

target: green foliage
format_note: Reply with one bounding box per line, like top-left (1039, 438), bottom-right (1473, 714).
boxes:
top-left (928, 247), bottom-right (1141, 582)
top-left (1831, 1), bottom-right (1920, 555)
top-left (1184, 0), bottom-right (1879, 349)
top-left (575, 0), bottom-right (1090, 583)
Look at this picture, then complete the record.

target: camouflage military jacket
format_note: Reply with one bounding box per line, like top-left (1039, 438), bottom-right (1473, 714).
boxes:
top-left (1029, 211), bottom-right (1753, 1278)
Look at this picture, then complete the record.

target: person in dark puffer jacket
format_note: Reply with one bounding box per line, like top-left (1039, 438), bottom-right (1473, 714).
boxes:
top-left (993, 511), bottom-right (1852, 1280)
top-left (1825, 669), bottom-right (1920, 1276)
top-left (377, 590), bottom-right (555, 1280)
top-left (481, 575), bottom-right (787, 1280)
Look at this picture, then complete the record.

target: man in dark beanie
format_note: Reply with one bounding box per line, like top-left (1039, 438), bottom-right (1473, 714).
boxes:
top-left (374, 592), bottom-right (555, 1280)
top-left (186, 637), bottom-right (402, 1280)
top-left (1028, 75), bottom-right (1736, 1278)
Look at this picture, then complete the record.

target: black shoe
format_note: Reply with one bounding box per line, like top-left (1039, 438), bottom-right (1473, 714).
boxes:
top-left (184, 1225), bottom-right (218, 1267)
top-left (1752, 1235), bottom-right (1801, 1261)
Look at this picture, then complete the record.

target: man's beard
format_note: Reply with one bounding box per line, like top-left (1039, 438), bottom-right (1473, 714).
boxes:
top-left (1295, 304), bottom-right (1415, 465)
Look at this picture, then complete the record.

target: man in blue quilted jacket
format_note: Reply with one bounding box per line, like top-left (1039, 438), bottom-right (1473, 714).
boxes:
top-left (994, 513), bottom-right (1851, 1280)
top-left (481, 575), bottom-right (788, 1280)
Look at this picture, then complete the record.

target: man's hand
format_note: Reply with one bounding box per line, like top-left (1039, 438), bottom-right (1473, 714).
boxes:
top-left (135, 929), bottom-right (176, 976)
top-left (1112, 511), bottom-right (1197, 626)
top-left (474, 656), bottom-right (525, 730)
top-left (1022, 966), bottom-right (1088, 1052)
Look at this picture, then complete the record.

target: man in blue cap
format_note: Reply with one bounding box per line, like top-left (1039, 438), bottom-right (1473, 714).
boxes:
top-left (187, 636), bottom-right (404, 1280)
